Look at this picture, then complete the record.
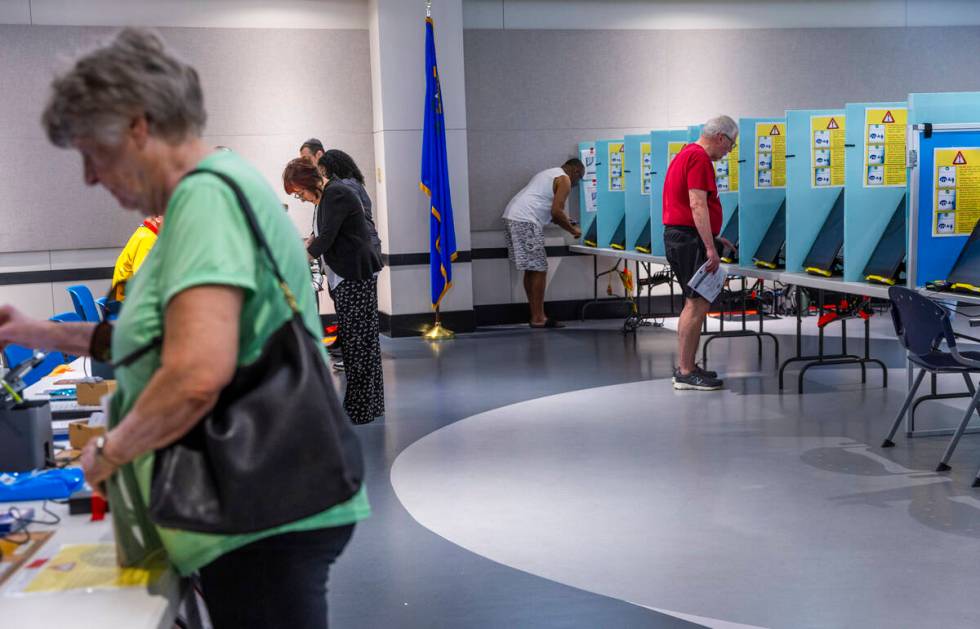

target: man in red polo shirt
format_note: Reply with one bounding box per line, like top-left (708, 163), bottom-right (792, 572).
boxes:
top-left (663, 116), bottom-right (738, 391)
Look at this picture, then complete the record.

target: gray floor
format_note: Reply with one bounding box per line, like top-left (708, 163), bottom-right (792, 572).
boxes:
top-left (331, 316), bottom-right (980, 628)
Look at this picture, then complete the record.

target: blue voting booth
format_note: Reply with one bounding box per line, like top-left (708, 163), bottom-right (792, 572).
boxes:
top-left (843, 101), bottom-right (908, 283)
top-left (784, 108), bottom-right (846, 275)
top-left (648, 129), bottom-right (689, 255)
top-left (595, 139), bottom-right (627, 249)
top-left (578, 141), bottom-right (598, 247)
top-left (738, 117), bottom-right (786, 267)
top-left (688, 124), bottom-right (740, 257)
top-left (908, 92), bottom-right (980, 289)
top-left (624, 134), bottom-right (653, 252)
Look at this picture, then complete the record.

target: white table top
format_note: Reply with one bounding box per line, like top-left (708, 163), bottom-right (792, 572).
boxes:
top-left (1, 499), bottom-right (181, 629)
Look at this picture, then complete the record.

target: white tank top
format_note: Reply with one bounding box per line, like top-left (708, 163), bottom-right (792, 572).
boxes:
top-left (502, 167), bottom-right (568, 226)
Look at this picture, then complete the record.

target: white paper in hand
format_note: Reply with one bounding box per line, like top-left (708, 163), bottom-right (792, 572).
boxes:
top-left (688, 261), bottom-right (725, 303)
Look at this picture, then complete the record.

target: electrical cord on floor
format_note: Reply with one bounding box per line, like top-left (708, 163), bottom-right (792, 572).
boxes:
top-left (2, 501), bottom-right (60, 545)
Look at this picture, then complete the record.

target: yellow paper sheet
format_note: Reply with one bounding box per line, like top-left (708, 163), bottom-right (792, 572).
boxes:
top-left (640, 142), bottom-right (652, 195)
top-left (608, 142), bottom-right (625, 192)
top-left (755, 122), bottom-right (786, 189)
top-left (811, 115), bottom-right (846, 188)
top-left (933, 148), bottom-right (980, 237)
top-left (715, 140), bottom-right (739, 193)
top-left (864, 107), bottom-right (907, 187)
top-left (24, 544), bottom-right (166, 593)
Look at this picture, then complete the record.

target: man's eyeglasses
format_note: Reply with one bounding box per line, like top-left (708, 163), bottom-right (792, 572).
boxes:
top-left (721, 133), bottom-right (737, 149)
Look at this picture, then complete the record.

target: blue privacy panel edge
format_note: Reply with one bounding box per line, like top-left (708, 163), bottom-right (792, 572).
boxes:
top-left (689, 124), bottom-right (738, 234)
top-left (785, 108), bottom-right (845, 274)
top-left (914, 130), bottom-right (980, 286)
top-left (648, 129), bottom-right (689, 256)
top-left (738, 118), bottom-right (785, 264)
top-left (596, 138), bottom-right (626, 248)
top-left (578, 141), bottom-right (597, 246)
top-left (843, 101), bottom-right (908, 282)
top-left (909, 92), bottom-right (980, 286)
top-left (624, 134), bottom-right (648, 250)
top-left (910, 92), bottom-right (980, 125)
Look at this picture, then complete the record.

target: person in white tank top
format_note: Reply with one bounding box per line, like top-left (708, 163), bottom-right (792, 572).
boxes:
top-left (502, 158), bottom-right (584, 328)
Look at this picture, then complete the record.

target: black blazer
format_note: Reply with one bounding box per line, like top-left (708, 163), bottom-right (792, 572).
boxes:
top-left (307, 179), bottom-right (384, 281)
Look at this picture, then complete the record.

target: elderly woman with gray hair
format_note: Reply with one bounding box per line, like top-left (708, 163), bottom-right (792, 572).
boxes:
top-left (0, 29), bottom-right (369, 629)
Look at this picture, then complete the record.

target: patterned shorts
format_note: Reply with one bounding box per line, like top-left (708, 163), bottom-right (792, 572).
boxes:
top-left (504, 219), bottom-right (548, 272)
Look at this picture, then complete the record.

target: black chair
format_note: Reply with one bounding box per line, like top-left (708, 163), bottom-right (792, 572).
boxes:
top-left (881, 286), bottom-right (980, 477)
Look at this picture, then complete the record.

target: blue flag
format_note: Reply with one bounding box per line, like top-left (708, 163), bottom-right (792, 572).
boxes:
top-left (420, 16), bottom-right (457, 309)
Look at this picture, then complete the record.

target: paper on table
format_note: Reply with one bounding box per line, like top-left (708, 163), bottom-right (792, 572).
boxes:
top-left (687, 260), bottom-right (725, 303)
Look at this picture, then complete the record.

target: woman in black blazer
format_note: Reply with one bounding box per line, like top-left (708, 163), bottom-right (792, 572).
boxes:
top-left (283, 158), bottom-right (384, 424)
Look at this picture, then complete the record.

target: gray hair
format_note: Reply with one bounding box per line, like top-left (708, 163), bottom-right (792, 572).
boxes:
top-left (42, 28), bottom-right (206, 147)
top-left (702, 115), bottom-right (738, 141)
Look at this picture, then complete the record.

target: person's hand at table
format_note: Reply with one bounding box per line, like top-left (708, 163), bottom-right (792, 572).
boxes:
top-left (80, 435), bottom-right (123, 498)
top-left (718, 237), bottom-right (737, 257)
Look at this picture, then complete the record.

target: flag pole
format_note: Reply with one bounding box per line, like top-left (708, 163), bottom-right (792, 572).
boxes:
top-left (424, 304), bottom-right (454, 340)
top-left (421, 0), bottom-right (454, 342)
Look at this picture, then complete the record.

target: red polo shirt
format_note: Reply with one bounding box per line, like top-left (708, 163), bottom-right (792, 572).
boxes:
top-left (662, 143), bottom-right (723, 235)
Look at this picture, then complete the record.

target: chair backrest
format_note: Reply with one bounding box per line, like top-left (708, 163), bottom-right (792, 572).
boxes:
top-left (67, 284), bottom-right (102, 322)
top-left (3, 343), bottom-right (33, 370)
top-left (1, 344), bottom-right (66, 387)
top-left (51, 311), bottom-right (83, 323)
top-left (888, 286), bottom-right (955, 356)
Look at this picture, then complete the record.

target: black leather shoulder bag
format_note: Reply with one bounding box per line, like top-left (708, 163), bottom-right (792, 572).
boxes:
top-left (114, 168), bottom-right (364, 534)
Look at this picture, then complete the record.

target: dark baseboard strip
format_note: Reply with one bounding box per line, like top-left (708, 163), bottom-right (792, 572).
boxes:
top-left (375, 295), bottom-right (678, 338)
top-left (0, 267), bottom-right (115, 286)
top-left (384, 245), bottom-right (580, 267)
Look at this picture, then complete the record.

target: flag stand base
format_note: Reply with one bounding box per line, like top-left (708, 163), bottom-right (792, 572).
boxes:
top-left (423, 321), bottom-right (455, 341)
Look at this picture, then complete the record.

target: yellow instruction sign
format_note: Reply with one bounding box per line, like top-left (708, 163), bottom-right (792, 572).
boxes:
top-left (933, 147), bottom-right (980, 237)
top-left (864, 107), bottom-right (907, 187)
top-left (24, 544), bottom-right (167, 593)
top-left (667, 141), bottom-right (687, 166)
top-left (811, 115), bottom-right (846, 187)
top-left (640, 142), bottom-right (652, 195)
top-left (755, 122), bottom-right (786, 189)
top-left (608, 142), bottom-right (625, 192)
top-left (715, 139), bottom-right (739, 193)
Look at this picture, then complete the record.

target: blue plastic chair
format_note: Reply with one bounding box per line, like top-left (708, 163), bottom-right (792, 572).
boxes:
top-left (51, 311), bottom-right (82, 323)
top-left (67, 285), bottom-right (102, 322)
top-left (2, 344), bottom-right (67, 387)
top-left (882, 286), bottom-right (980, 480)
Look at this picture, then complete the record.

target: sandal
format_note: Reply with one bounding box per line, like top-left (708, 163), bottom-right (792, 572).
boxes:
top-left (529, 318), bottom-right (565, 329)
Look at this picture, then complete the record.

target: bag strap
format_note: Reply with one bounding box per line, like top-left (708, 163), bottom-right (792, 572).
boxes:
top-left (113, 168), bottom-right (300, 369)
top-left (184, 169), bottom-right (301, 314)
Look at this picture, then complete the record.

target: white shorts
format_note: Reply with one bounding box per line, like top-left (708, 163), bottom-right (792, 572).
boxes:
top-left (503, 219), bottom-right (548, 272)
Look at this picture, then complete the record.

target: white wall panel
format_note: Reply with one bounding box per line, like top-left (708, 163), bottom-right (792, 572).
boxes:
top-left (387, 263), bottom-right (473, 314)
top-left (380, 128), bottom-right (471, 254)
top-left (23, 0), bottom-right (368, 29)
top-left (49, 248), bottom-right (119, 269)
top-left (464, 1), bottom-right (980, 30)
top-left (0, 283), bottom-right (54, 319)
top-left (472, 257), bottom-right (512, 305)
top-left (0, 0), bottom-right (29, 24)
top-left (0, 251), bottom-right (50, 272)
top-left (373, 0), bottom-right (466, 132)
top-left (0, 25), bottom-right (372, 253)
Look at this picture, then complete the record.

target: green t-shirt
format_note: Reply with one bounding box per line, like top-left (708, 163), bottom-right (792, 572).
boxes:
top-left (108, 150), bottom-right (370, 577)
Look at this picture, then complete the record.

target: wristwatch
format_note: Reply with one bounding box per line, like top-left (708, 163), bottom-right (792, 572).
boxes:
top-left (94, 434), bottom-right (121, 467)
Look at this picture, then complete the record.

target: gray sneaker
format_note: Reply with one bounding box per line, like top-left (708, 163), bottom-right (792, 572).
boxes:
top-left (673, 368), bottom-right (723, 391)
